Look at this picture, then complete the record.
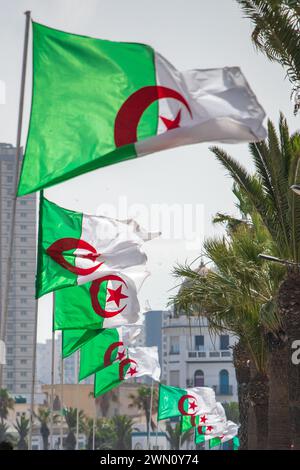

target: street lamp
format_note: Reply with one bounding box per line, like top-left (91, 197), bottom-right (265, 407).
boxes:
top-left (290, 185), bottom-right (300, 196)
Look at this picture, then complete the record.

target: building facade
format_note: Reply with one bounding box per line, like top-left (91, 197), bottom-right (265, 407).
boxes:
top-left (162, 313), bottom-right (238, 402)
top-left (0, 143), bottom-right (36, 399)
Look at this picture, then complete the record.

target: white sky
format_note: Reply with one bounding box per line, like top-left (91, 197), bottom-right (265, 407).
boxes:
top-left (0, 0), bottom-right (298, 342)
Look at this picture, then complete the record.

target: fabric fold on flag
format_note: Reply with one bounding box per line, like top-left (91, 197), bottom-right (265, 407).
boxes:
top-left (18, 22), bottom-right (266, 196)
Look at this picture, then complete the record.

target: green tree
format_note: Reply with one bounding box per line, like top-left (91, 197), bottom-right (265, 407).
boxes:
top-left (0, 421), bottom-right (13, 444)
top-left (111, 415), bottom-right (136, 450)
top-left (211, 115), bottom-right (300, 448)
top-left (0, 388), bottom-right (14, 424)
top-left (34, 407), bottom-right (58, 450)
top-left (222, 402), bottom-right (240, 424)
top-left (129, 386), bottom-right (158, 439)
top-left (165, 422), bottom-right (191, 450)
top-left (63, 407), bottom-right (85, 450)
top-left (236, 0), bottom-right (300, 112)
top-left (14, 415), bottom-right (29, 450)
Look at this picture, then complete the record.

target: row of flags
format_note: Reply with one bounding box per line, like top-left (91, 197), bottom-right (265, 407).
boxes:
top-left (15, 19), bottom-right (267, 448)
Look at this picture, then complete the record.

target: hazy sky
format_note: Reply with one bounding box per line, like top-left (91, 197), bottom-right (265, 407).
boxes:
top-left (0, 0), bottom-right (298, 342)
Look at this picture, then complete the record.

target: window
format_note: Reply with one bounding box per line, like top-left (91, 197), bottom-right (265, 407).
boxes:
top-left (20, 299), bottom-right (27, 304)
top-left (219, 370), bottom-right (229, 394)
top-left (20, 371), bottom-right (27, 377)
top-left (20, 384), bottom-right (27, 389)
top-left (20, 273), bottom-right (27, 279)
top-left (7, 372), bottom-right (13, 379)
top-left (194, 370), bottom-right (204, 387)
top-left (195, 335), bottom-right (204, 351)
top-left (6, 163), bottom-right (13, 171)
top-left (20, 200), bottom-right (27, 205)
top-left (7, 360), bottom-right (13, 366)
top-left (21, 311), bottom-right (27, 316)
top-left (21, 261), bottom-right (27, 266)
top-left (20, 249), bottom-right (27, 255)
top-left (20, 225), bottom-right (27, 230)
top-left (20, 359), bottom-right (27, 364)
top-left (169, 370), bottom-right (180, 387)
top-left (220, 335), bottom-right (230, 350)
top-left (20, 237), bottom-right (27, 242)
top-left (6, 176), bottom-right (12, 183)
top-left (20, 347), bottom-right (27, 353)
top-left (7, 347), bottom-right (13, 354)
top-left (20, 286), bottom-right (27, 291)
top-left (169, 336), bottom-right (180, 355)
top-left (20, 212), bottom-right (27, 218)
top-left (20, 323), bottom-right (27, 328)
top-left (20, 335), bottom-right (27, 340)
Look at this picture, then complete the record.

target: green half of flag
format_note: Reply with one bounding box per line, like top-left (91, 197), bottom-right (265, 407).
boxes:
top-left (55, 280), bottom-right (107, 330)
top-left (195, 425), bottom-right (208, 445)
top-left (158, 384), bottom-right (189, 421)
top-left (94, 360), bottom-right (131, 397)
top-left (62, 329), bottom-right (101, 358)
top-left (18, 22), bottom-right (157, 195)
top-left (79, 328), bottom-right (121, 381)
top-left (181, 414), bottom-right (199, 433)
top-left (208, 436), bottom-right (222, 448)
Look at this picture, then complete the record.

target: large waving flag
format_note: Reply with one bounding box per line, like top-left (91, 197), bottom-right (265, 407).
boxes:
top-left (94, 346), bottom-right (161, 397)
top-left (18, 22), bottom-right (266, 195)
top-left (157, 384), bottom-right (216, 421)
top-left (79, 325), bottom-right (142, 381)
top-left (37, 196), bottom-right (155, 297)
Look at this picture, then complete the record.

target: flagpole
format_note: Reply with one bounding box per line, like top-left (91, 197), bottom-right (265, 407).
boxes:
top-left (60, 355), bottom-right (64, 450)
top-left (0, 10), bottom-right (31, 388)
top-left (28, 297), bottom-right (39, 449)
top-left (49, 294), bottom-right (56, 450)
top-left (92, 397), bottom-right (97, 450)
top-left (147, 380), bottom-right (154, 450)
top-left (76, 350), bottom-right (80, 450)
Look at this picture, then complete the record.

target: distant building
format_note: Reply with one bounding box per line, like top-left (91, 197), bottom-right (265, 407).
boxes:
top-left (145, 310), bottom-right (166, 366)
top-left (162, 313), bottom-right (238, 402)
top-left (0, 143), bottom-right (36, 399)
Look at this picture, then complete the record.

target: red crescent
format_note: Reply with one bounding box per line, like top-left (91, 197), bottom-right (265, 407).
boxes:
top-left (104, 341), bottom-right (124, 367)
top-left (114, 85), bottom-right (192, 147)
top-left (177, 394), bottom-right (197, 416)
top-left (47, 238), bottom-right (102, 275)
top-left (190, 415), bottom-right (197, 427)
top-left (119, 358), bottom-right (137, 380)
top-left (90, 275), bottom-right (128, 318)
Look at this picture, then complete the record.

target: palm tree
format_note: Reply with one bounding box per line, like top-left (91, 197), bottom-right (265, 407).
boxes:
top-left (0, 421), bottom-right (13, 444)
top-left (173, 193), bottom-right (284, 449)
top-left (129, 386), bottom-right (158, 438)
top-left (34, 407), bottom-right (58, 450)
top-left (111, 415), bottom-right (136, 450)
top-left (0, 388), bottom-right (14, 424)
top-left (210, 115), bottom-right (300, 447)
top-left (165, 422), bottom-right (191, 450)
top-left (63, 407), bottom-right (85, 450)
top-left (236, 1), bottom-right (300, 113)
top-left (14, 415), bottom-right (29, 450)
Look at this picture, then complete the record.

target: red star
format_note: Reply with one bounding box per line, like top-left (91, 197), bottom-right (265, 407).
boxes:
top-left (207, 425), bottom-right (214, 432)
top-left (128, 367), bottom-right (137, 376)
top-left (189, 400), bottom-right (197, 411)
top-left (81, 252), bottom-right (100, 262)
top-left (200, 415), bottom-right (207, 424)
top-left (116, 349), bottom-right (126, 361)
top-left (107, 285), bottom-right (128, 307)
top-left (160, 110), bottom-right (181, 130)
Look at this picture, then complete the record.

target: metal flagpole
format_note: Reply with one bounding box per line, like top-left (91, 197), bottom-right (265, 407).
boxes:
top-left (28, 297), bottom-right (39, 449)
top-left (49, 293), bottom-right (56, 450)
top-left (60, 356), bottom-right (64, 450)
top-left (76, 349), bottom-right (80, 450)
top-left (0, 10), bottom-right (31, 388)
top-left (92, 414), bottom-right (96, 450)
top-left (147, 380), bottom-right (154, 450)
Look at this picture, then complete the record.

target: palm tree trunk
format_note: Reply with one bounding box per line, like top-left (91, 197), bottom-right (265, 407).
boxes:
top-left (232, 341), bottom-right (250, 450)
top-left (278, 270), bottom-right (300, 449)
top-left (266, 332), bottom-right (290, 449)
top-left (248, 372), bottom-right (269, 449)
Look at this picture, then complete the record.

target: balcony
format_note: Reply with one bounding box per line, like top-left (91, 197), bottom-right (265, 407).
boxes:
top-left (213, 385), bottom-right (233, 396)
top-left (186, 349), bottom-right (232, 361)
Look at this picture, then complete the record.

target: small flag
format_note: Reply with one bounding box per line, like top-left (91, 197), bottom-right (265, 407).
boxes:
top-left (79, 325), bottom-right (142, 380)
top-left (18, 22), bottom-right (266, 196)
top-left (195, 420), bottom-right (239, 445)
top-left (181, 402), bottom-right (226, 432)
top-left (94, 346), bottom-right (161, 397)
top-left (36, 195), bottom-right (156, 298)
top-left (157, 384), bottom-right (216, 421)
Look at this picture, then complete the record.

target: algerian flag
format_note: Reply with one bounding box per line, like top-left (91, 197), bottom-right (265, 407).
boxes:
top-left (94, 346), bottom-right (160, 397)
top-left (79, 325), bottom-right (142, 381)
top-left (18, 22), bottom-right (266, 196)
top-left (62, 329), bottom-right (100, 358)
top-left (54, 269), bottom-right (147, 330)
top-left (195, 420), bottom-right (239, 446)
top-left (157, 384), bottom-right (216, 421)
top-left (37, 195), bottom-right (155, 298)
top-left (181, 402), bottom-right (226, 432)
